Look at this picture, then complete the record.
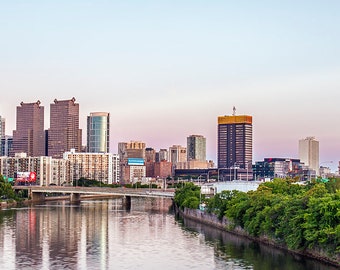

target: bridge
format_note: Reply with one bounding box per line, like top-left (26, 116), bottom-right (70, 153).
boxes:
top-left (13, 186), bottom-right (175, 205)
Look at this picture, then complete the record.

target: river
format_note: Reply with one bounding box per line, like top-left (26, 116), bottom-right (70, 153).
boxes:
top-left (0, 197), bottom-right (337, 270)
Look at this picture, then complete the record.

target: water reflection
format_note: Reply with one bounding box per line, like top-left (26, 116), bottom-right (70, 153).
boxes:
top-left (0, 198), bottom-right (176, 270)
top-left (179, 216), bottom-right (338, 270)
top-left (0, 198), bottom-right (337, 270)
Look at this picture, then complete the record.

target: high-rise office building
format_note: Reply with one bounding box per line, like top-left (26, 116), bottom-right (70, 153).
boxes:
top-left (156, 149), bottom-right (168, 162)
top-left (169, 145), bottom-right (187, 164)
top-left (118, 141), bottom-right (146, 183)
top-left (187, 135), bottom-right (206, 162)
top-left (1, 136), bottom-right (13, 156)
top-left (48, 98), bottom-right (82, 158)
top-left (0, 116), bottom-right (5, 138)
top-left (87, 112), bottom-right (110, 153)
top-left (12, 101), bottom-right (45, 157)
top-left (217, 114), bottom-right (252, 169)
top-left (145, 148), bottom-right (156, 162)
top-left (299, 136), bottom-right (319, 175)
top-left (118, 141), bottom-right (146, 162)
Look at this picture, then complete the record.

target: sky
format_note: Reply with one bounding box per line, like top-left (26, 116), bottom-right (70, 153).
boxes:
top-left (1, 1), bottom-right (339, 171)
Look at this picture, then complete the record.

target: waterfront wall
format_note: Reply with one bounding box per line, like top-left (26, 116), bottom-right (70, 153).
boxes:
top-left (177, 206), bottom-right (340, 267)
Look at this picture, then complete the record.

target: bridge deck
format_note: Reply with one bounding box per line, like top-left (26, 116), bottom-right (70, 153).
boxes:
top-left (13, 186), bottom-right (175, 198)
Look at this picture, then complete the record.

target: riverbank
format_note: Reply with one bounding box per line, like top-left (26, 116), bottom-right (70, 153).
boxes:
top-left (175, 206), bottom-right (340, 268)
top-left (0, 200), bottom-right (19, 209)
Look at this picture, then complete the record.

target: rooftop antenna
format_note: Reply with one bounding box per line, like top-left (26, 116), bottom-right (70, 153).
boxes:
top-left (232, 106), bottom-right (236, 116)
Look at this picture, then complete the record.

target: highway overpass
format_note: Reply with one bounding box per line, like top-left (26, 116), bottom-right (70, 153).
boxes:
top-left (13, 186), bottom-right (175, 204)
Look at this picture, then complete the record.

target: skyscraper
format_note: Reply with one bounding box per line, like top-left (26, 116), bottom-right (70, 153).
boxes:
top-left (145, 147), bottom-right (156, 162)
top-left (1, 136), bottom-right (12, 156)
top-left (12, 101), bottom-right (45, 157)
top-left (87, 112), bottom-right (110, 153)
top-left (299, 136), bottom-right (319, 175)
top-left (169, 145), bottom-right (187, 164)
top-left (48, 98), bottom-right (82, 158)
top-left (187, 135), bottom-right (206, 162)
top-left (217, 114), bottom-right (252, 169)
top-left (118, 141), bottom-right (146, 183)
top-left (0, 116), bottom-right (5, 138)
top-left (156, 149), bottom-right (168, 162)
top-left (118, 141), bottom-right (146, 162)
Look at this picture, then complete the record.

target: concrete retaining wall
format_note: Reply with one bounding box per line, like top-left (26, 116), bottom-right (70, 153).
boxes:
top-left (177, 206), bottom-right (340, 267)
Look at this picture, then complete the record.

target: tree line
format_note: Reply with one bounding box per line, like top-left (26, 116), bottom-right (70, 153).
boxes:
top-left (174, 178), bottom-right (340, 259)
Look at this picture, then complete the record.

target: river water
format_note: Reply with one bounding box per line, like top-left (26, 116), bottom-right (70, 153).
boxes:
top-left (0, 197), bottom-right (337, 270)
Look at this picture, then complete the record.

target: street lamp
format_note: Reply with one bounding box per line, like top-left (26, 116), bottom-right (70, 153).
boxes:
top-left (198, 174), bottom-right (202, 186)
top-left (217, 168), bottom-right (227, 182)
top-left (197, 174), bottom-right (203, 207)
top-left (233, 162), bottom-right (239, 181)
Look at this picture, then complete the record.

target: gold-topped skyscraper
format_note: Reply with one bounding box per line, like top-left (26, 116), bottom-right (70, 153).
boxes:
top-left (217, 108), bottom-right (252, 170)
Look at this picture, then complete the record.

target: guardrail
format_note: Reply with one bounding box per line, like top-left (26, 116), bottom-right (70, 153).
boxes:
top-left (13, 186), bottom-right (175, 198)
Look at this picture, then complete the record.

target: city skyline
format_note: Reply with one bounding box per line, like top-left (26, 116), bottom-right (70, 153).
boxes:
top-left (1, 1), bottom-right (339, 171)
top-left (0, 97), bottom-right (337, 171)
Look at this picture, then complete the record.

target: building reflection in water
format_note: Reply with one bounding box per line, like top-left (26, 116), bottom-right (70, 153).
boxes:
top-left (0, 198), bottom-right (337, 270)
top-left (0, 197), bottom-right (173, 269)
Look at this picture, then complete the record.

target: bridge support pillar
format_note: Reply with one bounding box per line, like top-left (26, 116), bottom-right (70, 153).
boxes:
top-left (70, 193), bottom-right (81, 203)
top-left (31, 192), bottom-right (45, 202)
top-left (122, 196), bottom-right (131, 210)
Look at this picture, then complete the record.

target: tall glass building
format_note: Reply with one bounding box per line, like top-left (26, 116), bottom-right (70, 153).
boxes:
top-left (1, 136), bottom-right (13, 156)
top-left (87, 112), bottom-right (110, 153)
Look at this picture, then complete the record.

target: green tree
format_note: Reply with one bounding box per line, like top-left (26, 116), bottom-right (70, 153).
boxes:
top-left (176, 177), bottom-right (340, 259)
top-left (324, 177), bottom-right (340, 193)
top-left (0, 175), bottom-right (18, 201)
top-left (225, 191), bottom-right (250, 228)
top-left (242, 186), bottom-right (274, 236)
top-left (275, 195), bottom-right (307, 249)
top-left (303, 191), bottom-right (340, 253)
top-left (174, 182), bottom-right (200, 210)
top-left (206, 190), bottom-right (238, 220)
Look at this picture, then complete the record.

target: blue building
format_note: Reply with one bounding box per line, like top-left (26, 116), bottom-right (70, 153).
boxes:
top-left (1, 136), bottom-right (13, 156)
top-left (253, 158), bottom-right (313, 181)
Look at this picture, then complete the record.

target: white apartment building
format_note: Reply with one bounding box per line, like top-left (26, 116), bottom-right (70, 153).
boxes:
top-left (128, 165), bottom-right (146, 183)
top-left (0, 153), bottom-right (71, 186)
top-left (63, 150), bottom-right (120, 184)
top-left (51, 158), bottom-right (72, 186)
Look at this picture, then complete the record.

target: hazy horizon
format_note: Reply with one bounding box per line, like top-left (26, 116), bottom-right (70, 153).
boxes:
top-left (1, 1), bottom-right (339, 171)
